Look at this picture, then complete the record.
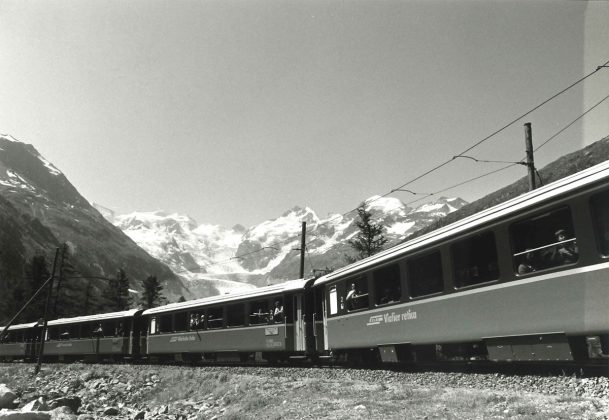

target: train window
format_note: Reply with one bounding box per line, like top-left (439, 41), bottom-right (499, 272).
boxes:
top-left (345, 276), bottom-right (369, 311)
top-left (249, 300), bottom-right (270, 325)
top-left (69, 324), bottom-right (80, 339)
top-left (510, 207), bottom-right (578, 274)
top-left (227, 303), bottom-right (245, 327)
top-left (47, 327), bottom-right (59, 340)
top-left (329, 286), bottom-right (338, 315)
top-left (150, 317), bottom-right (158, 335)
top-left (373, 264), bottom-right (401, 305)
top-left (159, 315), bottom-right (172, 333)
top-left (451, 232), bottom-right (499, 288)
top-left (189, 312), bottom-right (204, 330)
top-left (282, 297), bottom-right (291, 323)
top-left (590, 191), bottom-right (609, 256)
top-left (174, 312), bottom-right (189, 332)
top-left (207, 307), bottom-right (224, 329)
top-left (408, 251), bottom-right (444, 298)
top-left (268, 297), bottom-right (285, 323)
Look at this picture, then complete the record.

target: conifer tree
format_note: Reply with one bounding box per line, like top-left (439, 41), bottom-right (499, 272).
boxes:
top-left (140, 275), bottom-right (165, 309)
top-left (344, 204), bottom-right (388, 264)
top-left (103, 269), bottom-right (132, 312)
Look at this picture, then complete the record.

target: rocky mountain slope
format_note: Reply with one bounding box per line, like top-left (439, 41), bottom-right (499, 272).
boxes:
top-left (111, 195), bottom-right (467, 294)
top-left (0, 134), bottom-right (190, 315)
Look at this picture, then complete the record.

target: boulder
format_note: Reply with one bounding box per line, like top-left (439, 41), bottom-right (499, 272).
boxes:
top-left (0, 385), bottom-right (17, 409)
top-left (20, 399), bottom-right (49, 413)
top-left (132, 411), bottom-right (145, 420)
top-left (49, 407), bottom-right (76, 420)
top-left (102, 407), bottom-right (119, 416)
top-left (48, 398), bottom-right (80, 414)
top-left (0, 410), bottom-right (51, 420)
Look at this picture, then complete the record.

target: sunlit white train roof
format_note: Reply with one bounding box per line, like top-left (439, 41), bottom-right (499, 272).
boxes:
top-left (47, 309), bottom-right (142, 326)
top-left (143, 278), bottom-right (311, 316)
top-left (314, 159), bottom-right (609, 287)
top-left (0, 322), bottom-right (38, 331)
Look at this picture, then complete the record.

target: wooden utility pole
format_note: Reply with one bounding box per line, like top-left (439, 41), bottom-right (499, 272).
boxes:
top-left (35, 247), bottom-right (61, 374)
top-left (299, 222), bottom-right (306, 279)
top-left (524, 122), bottom-right (536, 191)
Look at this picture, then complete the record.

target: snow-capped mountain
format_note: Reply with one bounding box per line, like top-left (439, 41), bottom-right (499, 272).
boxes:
top-left (0, 134), bottom-right (189, 313)
top-left (110, 195), bottom-right (467, 295)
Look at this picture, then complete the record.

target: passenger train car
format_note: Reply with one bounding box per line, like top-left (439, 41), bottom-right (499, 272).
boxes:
top-left (314, 159), bottom-right (609, 364)
top-left (1, 161), bottom-right (608, 366)
top-left (141, 279), bottom-right (317, 362)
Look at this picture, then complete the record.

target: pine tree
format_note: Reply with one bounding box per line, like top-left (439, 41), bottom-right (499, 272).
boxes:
top-left (102, 269), bottom-right (132, 312)
top-left (344, 204), bottom-right (388, 264)
top-left (140, 275), bottom-right (165, 309)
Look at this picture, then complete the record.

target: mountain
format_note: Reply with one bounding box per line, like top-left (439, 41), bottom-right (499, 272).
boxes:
top-left (112, 195), bottom-right (467, 294)
top-left (0, 134), bottom-right (191, 320)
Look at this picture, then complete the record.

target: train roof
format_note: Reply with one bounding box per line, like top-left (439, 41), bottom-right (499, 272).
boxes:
top-left (142, 278), bottom-right (312, 316)
top-left (47, 309), bottom-right (143, 327)
top-left (314, 159), bottom-right (609, 287)
top-left (0, 322), bottom-right (38, 331)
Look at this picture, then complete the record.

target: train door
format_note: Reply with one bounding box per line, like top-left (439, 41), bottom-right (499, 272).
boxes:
top-left (324, 286), bottom-right (331, 350)
top-left (312, 286), bottom-right (326, 352)
top-left (293, 294), bottom-right (306, 351)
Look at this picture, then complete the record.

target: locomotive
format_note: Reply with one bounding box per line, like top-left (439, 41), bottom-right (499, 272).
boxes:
top-left (2, 160), bottom-right (609, 366)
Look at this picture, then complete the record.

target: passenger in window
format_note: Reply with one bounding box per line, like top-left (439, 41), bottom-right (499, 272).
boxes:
top-left (550, 229), bottom-right (578, 265)
top-left (273, 301), bottom-right (284, 322)
top-left (93, 322), bottom-right (103, 337)
top-left (346, 283), bottom-right (358, 310)
top-left (199, 314), bottom-right (205, 328)
top-left (518, 249), bottom-right (537, 274)
top-left (117, 322), bottom-right (124, 337)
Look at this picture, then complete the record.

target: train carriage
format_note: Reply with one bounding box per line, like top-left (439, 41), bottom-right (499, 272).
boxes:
top-left (42, 309), bottom-right (143, 361)
top-left (0, 322), bottom-right (39, 361)
top-left (142, 279), bottom-right (318, 362)
top-left (314, 160), bottom-right (609, 364)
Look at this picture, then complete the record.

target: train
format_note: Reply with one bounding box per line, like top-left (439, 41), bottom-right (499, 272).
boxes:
top-left (2, 160), bottom-right (609, 366)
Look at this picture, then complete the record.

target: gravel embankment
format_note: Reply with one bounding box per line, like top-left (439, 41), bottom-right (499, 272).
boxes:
top-left (0, 363), bottom-right (608, 419)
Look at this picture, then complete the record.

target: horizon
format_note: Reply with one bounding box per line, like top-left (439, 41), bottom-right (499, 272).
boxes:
top-left (1, 1), bottom-right (608, 228)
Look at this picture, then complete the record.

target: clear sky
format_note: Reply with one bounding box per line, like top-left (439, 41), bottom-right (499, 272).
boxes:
top-left (1, 1), bottom-right (608, 228)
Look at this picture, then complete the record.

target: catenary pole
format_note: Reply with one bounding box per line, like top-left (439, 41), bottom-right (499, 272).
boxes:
top-left (34, 247), bottom-right (61, 374)
top-left (524, 122), bottom-right (536, 191)
top-left (299, 222), bottom-right (306, 279)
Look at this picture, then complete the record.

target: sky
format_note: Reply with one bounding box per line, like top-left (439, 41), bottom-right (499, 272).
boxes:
top-left (1, 1), bottom-right (608, 228)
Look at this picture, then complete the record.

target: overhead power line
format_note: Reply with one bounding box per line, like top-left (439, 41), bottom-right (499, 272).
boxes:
top-left (190, 60), bottom-right (609, 271)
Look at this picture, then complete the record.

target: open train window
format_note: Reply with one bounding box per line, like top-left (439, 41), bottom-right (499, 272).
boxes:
top-left (590, 190), bottom-right (609, 256)
top-left (345, 276), bottom-right (369, 311)
top-left (158, 315), bottom-right (172, 333)
top-left (189, 311), bottom-right (204, 330)
top-left (269, 297), bottom-right (286, 323)
top-left (207, 307), bottom-right (224, 329)
top-left (249, 299), bottom-right (270, 325)
top-left (373, 264), bottom-right (401, 305)
top-left (451, 232), bottom-right (499, 288)
top-left (510, 207), bottom-right (577, 274)
top-left (408, 251), bottom-right (444, 298)
top-left (227, 303), bottom-right (245, 327)
top-left (47, 327), bottom-right (59, 340)
top-left (174, 312), bottom-right (189, 332)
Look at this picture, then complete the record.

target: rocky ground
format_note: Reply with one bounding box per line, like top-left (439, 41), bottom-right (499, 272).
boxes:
top-left (0, 363), bottom-right (608, 419)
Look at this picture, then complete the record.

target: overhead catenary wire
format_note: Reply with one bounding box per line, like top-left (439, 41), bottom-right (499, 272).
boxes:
top-left (187, 61), bottom-right (609, 271)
